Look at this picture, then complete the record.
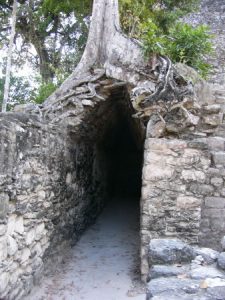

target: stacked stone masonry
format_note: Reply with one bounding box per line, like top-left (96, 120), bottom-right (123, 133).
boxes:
top-left (1, 43), bottom-right (225, 299)
top-left (146, 238), bottom-right (225, 299)
top-left (141, 138), bottom-right (211, 278)
top-left (0, 114), bottom-right (107, 299)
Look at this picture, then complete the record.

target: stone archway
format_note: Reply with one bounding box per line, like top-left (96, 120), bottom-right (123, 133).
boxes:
top-left (1, 0), bottom-right (225, 297)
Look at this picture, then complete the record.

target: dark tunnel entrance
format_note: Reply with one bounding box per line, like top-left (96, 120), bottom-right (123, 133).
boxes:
top-left (96, 96), bottom-right (144, 208)
top-left (105, 118), bottom-right (143, 199)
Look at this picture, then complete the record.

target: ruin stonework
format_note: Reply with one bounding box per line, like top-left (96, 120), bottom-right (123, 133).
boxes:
top-left (0, 71), bottom-right (225, 298)
top-left (1, 0), bottom-right (225, 295)
top-left (0, 114), bottom-right (107, 299)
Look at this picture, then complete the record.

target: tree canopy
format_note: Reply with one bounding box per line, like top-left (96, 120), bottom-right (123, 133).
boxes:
top-left (0, 0), bottom-right (213, 110)
top-left (0, 0), bottom-right (91, 83)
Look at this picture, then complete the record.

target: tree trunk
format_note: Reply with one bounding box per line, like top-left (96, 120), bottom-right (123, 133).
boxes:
top-left (2, 0), bottom-right (17, 112)
top-left (45, 0), bottom-right (146, 105)
top-left (33, 39), bottom-right (55, 84)
top-left (44, 0), bottom-right (194, 130)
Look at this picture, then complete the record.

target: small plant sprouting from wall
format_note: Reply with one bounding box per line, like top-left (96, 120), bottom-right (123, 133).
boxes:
top-left (120, 0), bottom-right (214, 78)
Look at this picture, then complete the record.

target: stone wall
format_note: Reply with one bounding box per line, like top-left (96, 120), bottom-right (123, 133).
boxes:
top-left (199, 138), bottom-right (225, 250)
top-left (140, 138), bottom-right (211, 279)
top-left (0, 113), bottom-right (106, 299)
top-left (1, 70), bottom-right (225, 297)
top-left (140, 81), bottom-right (225, 279)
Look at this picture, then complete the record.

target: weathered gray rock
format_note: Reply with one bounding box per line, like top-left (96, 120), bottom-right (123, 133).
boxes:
top-left (218, 253), bottom-right (225, 270)
top-left (148, 291), bottom-right (210, 300)
top-left (0, 237), bottom-right (8, 260)
top-left (0, 224), bottom-right (6, 236)
top-left (0, 272), bottom-right (9, 294)
top-left (221, 236), bottom-right (225, 251)
top-left (206, 286), bottom-right (225, 300)
top-left (0, 193), bottom-right (9, 218)
top-left (149, 239), bottom-right (195, 265)
top-left (194, 247), bottom-right (219, 265)
top-left (189, 266), bottom-right (225, 280)
top-left (146, 277), bottom-right (201, 298)
top-left (149, 264), bottom-right (188, 280)
top-left (7, 236), bottom-right (18, 256)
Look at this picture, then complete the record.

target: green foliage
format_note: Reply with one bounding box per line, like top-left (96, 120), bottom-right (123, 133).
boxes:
top-left (0, 76), bottom-right (36, 110)
top-left (142, 21), bottom-right (213, 78)
top-left (0, 0), bottom-right (90, 84)
top-left (33, 82), bottom-right (57, 104)
top-left (167, 23), bottom-right (213, 77)
top-left (119, 0), bottom-right (199, 38)
top-left (120, 0), bottom-right (213, 78)
top-left (42, 0), bottom-right (92, 16)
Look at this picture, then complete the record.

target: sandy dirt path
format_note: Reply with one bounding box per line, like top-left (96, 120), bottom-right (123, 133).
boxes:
top-left (25, 198), bottom-right (146, 300)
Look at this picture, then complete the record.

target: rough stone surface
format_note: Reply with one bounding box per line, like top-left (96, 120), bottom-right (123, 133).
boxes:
top-left (218, 253), bottom-right (225, 271)
top-left (148, 239), bottom-right (195, 265)
top-left (147, 239), bottom-right (225, 300)
top-left (221, 236), bottom-right (225, 251)
top-left (0, 112), bottom-right (110, 299)
top-left (194, 247), bottom-right (219, 265)
top-left (1, 5), bottom-right (225, 294)
top-left (149, 265), bottom-right (188, 280)
top-left (141, 137), bottom-right (212, 279)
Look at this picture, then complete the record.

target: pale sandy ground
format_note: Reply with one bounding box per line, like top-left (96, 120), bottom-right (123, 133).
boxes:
top-left (25, 198), bottom-right (146, 300)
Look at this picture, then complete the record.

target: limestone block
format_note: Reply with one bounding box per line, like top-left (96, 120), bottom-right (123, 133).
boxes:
top-left (189, 183), bottom-right (214, 196)
top-left (31, 242), bottom-right (43, 257)
top-left (217, 252), bottom-right (225, 270)
top-left (148, 238), bottom-right (195, 265)
top-left (37, 190), bottom-right (46, 200)
top-left (213, 152), bottom-right (225, 166)
top-left (149, 264), bottom-right (188, 280)
top-left (143, 165), bottom-right (174, 182)
top-left (141, 186), bottom-right (158, 200)
top-left (0, 272), bottom-right (9, 294)
top-left (146, 277), bottom-right (200, 298)
top-left (221, 236), bottom-right (225, 251)
top-left (10, 268), bottom-right (23, 285)
top-left (35, 223), bottom-right (45, 241)
top-left (0, 237), bottom-right (7, 260)
top-left (145, 138), bottom-right (186, 152)
top-left (205, 279), bottom-right (225, 300)
top-left (177, 196), bottom-right (201, 209)
top-left (7, 235), bottom-right (18, 256)
top-left (207, 137), bottom-right (225, 151)
top-left (82, 99), bottom-right (94, 107)
top-left (211, 177), bottom-right (223, 187)
top-left (7, 214), bottom-right (16, 235)
top-left (0, 193), bottom-right (9, 218)
top-left (205, 197), bottom-right (225, 208)
top-left (189, 266), bottom-right (225, 279)
top-left (144, 151), bottom-right (176, 166)
top-left (25, 229), bottom-right (36, 245)
top-left (0, 224), bottom-right (6, 236)
top-left (194, 247), bottom-right (219, 264)
top-left (202, 104), bottom-right (221, 114)
top-left (181, 170), bottom-right (206, 183)
top-left (146, 120), bottom-right (166, 138)
top-left (180, 148), bottom-right (202, 164)
top-left (66, 173), bottom-right (72, 185)
top-left (20, 248), bottom-right (31, 264)
top-left (203, 114), bottom-right (221, 126)
top-left (15, 216), bottom-right (24, 234)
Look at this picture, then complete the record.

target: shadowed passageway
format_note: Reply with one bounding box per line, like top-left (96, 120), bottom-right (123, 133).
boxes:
top-left (25, 103), bottom-right (145, 300)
